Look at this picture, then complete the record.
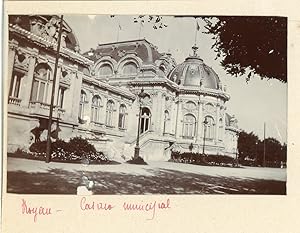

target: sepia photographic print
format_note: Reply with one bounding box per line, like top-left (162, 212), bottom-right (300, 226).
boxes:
top-left (6, 14), bottom-right (287, 195)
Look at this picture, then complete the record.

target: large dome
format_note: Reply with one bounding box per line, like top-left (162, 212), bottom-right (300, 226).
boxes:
top-left (168, 49), bottom-right (221, 90)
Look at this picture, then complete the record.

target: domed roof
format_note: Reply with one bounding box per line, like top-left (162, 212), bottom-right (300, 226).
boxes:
top-left (168, 46), bottom-right (221, 90)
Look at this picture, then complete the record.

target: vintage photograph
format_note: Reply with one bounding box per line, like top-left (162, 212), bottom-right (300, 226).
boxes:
top-left (6, 14), bottom-right (287, 195)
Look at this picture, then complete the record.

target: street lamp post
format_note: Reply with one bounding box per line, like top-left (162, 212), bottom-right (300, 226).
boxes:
top-left (134, 88), bottom-right (147, 160)
top-left (235, 147), bottom-right (239, 167)
top-left (202, 117), bottom-right (208, 155)
top-left (255, 141), bottom-right (258, 166)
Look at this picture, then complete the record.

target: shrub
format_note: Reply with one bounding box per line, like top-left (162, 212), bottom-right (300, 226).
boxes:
top-left (27, 137), bottom-right (108, 163)
top-left (51, 139), bottom-right (70, 152)
top-left (170, 151), bottom-right (234, 166)
top-left (29, 141), bottom-right (47, 153)
top-left (68, 137), bottom-right (96, 154)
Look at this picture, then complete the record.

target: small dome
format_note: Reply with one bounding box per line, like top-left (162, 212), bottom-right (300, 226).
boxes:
top-left (168, 47), bottom-right (221, 90)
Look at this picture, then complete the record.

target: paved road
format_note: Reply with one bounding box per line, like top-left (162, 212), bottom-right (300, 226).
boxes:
top-left (6, 157), bottom-right (286, 194)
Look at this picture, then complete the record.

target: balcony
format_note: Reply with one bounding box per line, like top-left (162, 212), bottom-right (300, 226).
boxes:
top-left (29, 101), bottom-right (65, 118)
top-left (8, 96), bottom-right (22, 106)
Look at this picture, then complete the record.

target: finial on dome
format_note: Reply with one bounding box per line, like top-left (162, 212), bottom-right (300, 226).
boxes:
top-left (192, 44), bottom-right (198, 57)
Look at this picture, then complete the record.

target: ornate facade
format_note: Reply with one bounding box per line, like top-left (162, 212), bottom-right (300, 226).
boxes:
top-left (7, 15), bottom-right (239, 162)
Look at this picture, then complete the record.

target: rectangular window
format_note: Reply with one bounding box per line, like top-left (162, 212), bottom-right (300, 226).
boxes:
top-left (79, 103), bottom-right (84, 119)
top-left (31, 80), bottom-right (39, 102)
top-left (118, 114), bottom-right (125, 128)
top-left (9, 73), bottom-right (22, 98)
top-left (38, 82), bottom-right (45, 102)
top-left (57, 87), bottom-right (65, 108)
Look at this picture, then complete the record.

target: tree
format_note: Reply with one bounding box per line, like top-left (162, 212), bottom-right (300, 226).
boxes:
top-left (255, 138), bottom-right (286, 167)
top-left (238, 131), bottom-right (259, 163)
top-left (202, 16), bottom-right (287, 82)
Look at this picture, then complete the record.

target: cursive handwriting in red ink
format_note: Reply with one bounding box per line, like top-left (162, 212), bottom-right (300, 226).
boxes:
top-left (80, 197), bottom-right (114, 211)
top-left (123, 198), bottom-right (170, 220)
top-left (21, 199), bottom-right (52, 222)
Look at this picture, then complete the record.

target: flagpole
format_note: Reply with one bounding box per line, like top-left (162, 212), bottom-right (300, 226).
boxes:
top-left (46, 15), bottom-right (64, 163)
top-left (263, 122), bottom-right (266, 167)
top-left (194, 19), bottom-right (198, 45)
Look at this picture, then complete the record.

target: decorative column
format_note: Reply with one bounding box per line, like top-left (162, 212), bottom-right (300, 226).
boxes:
top-left (175, 99), bottom-right (183, 139)
top-left (159, 92), bottom-right (166, 135)
top-left (70, 65), bottom-right (82, 122)
top-left (53, 59), bottom-right (63, 106)
top-left (101, 95), bottom-right (108, 125)
top-left (196, 99), bottom-right (204, 142)
top-left (20, 48), bottom-right (38, 107)
top-left (7, 40), bottom-right (19, 89)
top-left (85, 90), bottom-right (93, 123)
top-left (149, 91), bottom-right (158, 132)
top-left (169, 97), bottom-right (176, 135)
top-left (114, 100), bottom-right (120, 128)
top-left (215, 102), bottom-right (220, 144)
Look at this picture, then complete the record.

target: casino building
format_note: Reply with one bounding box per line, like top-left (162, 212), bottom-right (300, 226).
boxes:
top-left (7, 15), bottom-right (239, 162)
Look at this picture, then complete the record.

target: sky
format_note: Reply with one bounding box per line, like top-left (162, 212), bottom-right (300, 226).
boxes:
top-left (64, 15), bottom-right (287, 144)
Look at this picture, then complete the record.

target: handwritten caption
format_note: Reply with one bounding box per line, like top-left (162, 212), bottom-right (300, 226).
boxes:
top-left (21, 197), bottom-right (171, 222)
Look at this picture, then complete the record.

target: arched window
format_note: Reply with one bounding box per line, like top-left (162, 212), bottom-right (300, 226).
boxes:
top-left (122, 62), bottom-right (138, 75)
top-left (185, 101), bottom-right (197, 111)
top-left (163, 110), bottom-right (169, 133)
top-left (79, 90), bottom-right (87, 119)
top-left (183, 114), bottom-right (196, 138)
top-left (140, 107), bottom-right (151, 133)
top-left (99, 64), bottom-right (113, 77)
top-left (205, 116), bottom-right (215, 139)
top-left (218, 118), bottom-right (223, 141)
top-left (105, 100), bottom-right (115, 126)
top-left (118, 104), bottom-right (127, 129)
top-left (205, 103), bottom-right (214, 112)
top-left (31, 63), bottom-right (51, 103)
top-left (91, 95), bottom-right (101, 123)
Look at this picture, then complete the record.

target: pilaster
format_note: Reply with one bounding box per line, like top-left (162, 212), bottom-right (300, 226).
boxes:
top-left (175, 99), bottom-right (183, 138)
top-left (196, 99), bottom-right (204, 142)
top-left (71, 65), bottom-right (82, 122)
top-left (114, 101), bottom-right (120, 128)
top-left (215, 102), bottom-right (220, 143)
top-left (101, 95), bottom-right (108, 125)
top-left (85, 90), bottom-right (93, 122)
top-left (7, 40), bottom-right (19, 90)
top-left (159, 92), bottom-right (166, 135)
top-left (20, 48), bottom-right (38, 107)
top-left (53, 59), bottom-right (63, 106)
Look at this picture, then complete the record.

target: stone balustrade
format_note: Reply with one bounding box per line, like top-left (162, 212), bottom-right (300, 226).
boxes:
top-left (8, 96), bottom-right (22, 106)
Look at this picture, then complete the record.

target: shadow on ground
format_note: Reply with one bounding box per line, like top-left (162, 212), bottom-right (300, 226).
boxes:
top-left (7, 167), bottom-right (286, 195)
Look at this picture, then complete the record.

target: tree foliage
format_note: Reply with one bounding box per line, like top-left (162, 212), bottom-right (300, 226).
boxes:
top-left (111, 15), bottom-right (168, 29)
top-left (238, 130), bottom-right (287, 166)
top-left (203, 16), bottom-right (287, 82)
top-left (238, 131), bottom-right (259, 161)
top-left (125, 15), bottom-right (287, 82)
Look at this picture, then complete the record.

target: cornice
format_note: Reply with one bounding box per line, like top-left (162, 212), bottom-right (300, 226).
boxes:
top-left (9, 24), bottom-right (93, 67)
top-left (82, 76), bottom-right (136, 100)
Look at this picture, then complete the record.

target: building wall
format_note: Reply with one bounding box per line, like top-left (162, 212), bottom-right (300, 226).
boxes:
top-left (7, 16), bottom-right (239, 162)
